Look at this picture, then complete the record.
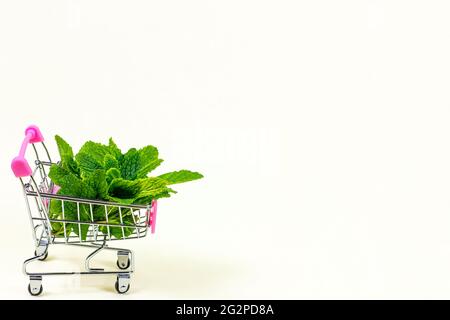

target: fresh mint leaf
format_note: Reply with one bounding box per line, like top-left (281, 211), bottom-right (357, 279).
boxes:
top-left (121, 145), bottom-right (162, 179)
top-left (120, 148), bottom-right (139, 180)
top-left (136, 145), bottom-right (163, 178)
top-left (75, 151), bottom-right (104, 176)
top-left (106, 167), bottom-right (121, 184)
top-left (55, 135), bottom-right (79, 176)
top-left (158, 170), bottom-right (204, 185)
top-left (107, 177), bottom-right (174, 204)
top-left (76, 141), bottom-right (119, 176)
top-left (104, 154), bottom-right (119, 171)
top-left (85, 169), bottom-right (108, 199)
top-left (108, 138), bottom-right (123, 160)
top-left (55, 135), bottom-right (73, 161)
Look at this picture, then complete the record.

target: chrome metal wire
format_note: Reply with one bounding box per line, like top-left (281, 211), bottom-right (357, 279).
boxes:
top-left (22, 154), bottom-right (151, 244)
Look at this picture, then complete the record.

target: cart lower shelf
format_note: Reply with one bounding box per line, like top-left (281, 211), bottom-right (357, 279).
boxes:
top-left (24, 240), bottom-right (135, 296)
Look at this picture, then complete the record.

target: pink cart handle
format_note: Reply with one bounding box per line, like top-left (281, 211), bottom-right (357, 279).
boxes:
top-left (11, 125), bottom-right (44, 177)
top-left (149, 200), bottom-right (158, 234)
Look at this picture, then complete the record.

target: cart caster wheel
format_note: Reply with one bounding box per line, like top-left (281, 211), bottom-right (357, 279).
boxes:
top-left (28, 283), bottom-right (43, 296)
top-left (115, 280), bottom-right (130, 294)
top-left (116, 258), bottom-right (130, 270)
top-left (34, 250), bottom-right (48, 261)
top-left (117, 251), bottom-right (130, 269)
top-left (115, 274), bottom-right (130, 294)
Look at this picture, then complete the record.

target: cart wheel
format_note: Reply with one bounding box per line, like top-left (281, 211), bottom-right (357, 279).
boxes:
top-left (115, 279), bottom-right (130, 294)
top-left (117, 251), bottom-right (130, 270)
top-left (34, 250), bottom-right (48, 261)
top-left (28, 283), bottom-right (43, 296)
top-left (116, 258), bottom-right (130, 270)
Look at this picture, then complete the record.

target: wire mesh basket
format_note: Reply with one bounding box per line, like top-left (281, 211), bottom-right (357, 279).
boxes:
top-left (25, 160), bottom-right (150, 244)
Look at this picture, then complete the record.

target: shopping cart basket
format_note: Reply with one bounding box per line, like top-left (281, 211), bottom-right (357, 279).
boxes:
top-left (11, 125), bottom-right (158, 296)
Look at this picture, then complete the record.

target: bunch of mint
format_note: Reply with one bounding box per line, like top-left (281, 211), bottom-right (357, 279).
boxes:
top-left (48, 135), bottom-right (203, 240)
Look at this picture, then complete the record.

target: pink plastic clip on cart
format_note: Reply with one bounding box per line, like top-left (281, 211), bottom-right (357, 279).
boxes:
top-left (11, 125), bottom-right (158, 296)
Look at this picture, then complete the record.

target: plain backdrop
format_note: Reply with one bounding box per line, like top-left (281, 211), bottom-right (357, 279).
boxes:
top-left (1, 0), bottom-right (450, 299)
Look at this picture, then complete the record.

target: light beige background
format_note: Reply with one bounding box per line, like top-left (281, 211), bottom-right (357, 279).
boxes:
top-left (1, 0), bottom-right (450, 299)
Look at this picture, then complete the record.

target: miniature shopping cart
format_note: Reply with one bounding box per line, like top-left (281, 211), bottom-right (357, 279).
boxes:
top-left (11, 125), bottom-right (158, 296)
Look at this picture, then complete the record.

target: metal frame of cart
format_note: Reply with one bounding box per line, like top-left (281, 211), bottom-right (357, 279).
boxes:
top-left (11, 125), bottom-right (157, 295)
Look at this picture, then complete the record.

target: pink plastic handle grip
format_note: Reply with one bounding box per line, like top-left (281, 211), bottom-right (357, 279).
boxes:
top-left (11, 125), bottom-right (44, 177)
top-left (148, 200), bottom-right (158, 234)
